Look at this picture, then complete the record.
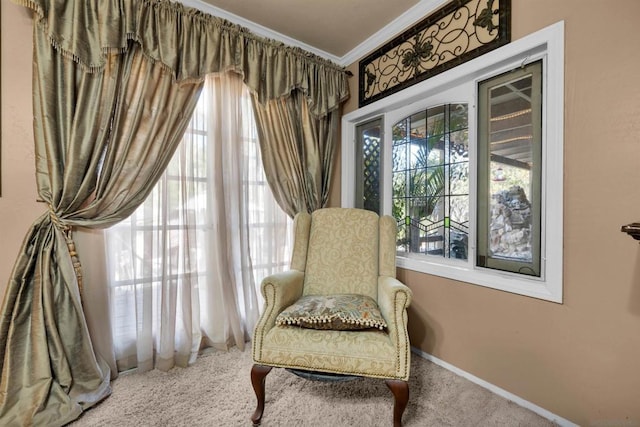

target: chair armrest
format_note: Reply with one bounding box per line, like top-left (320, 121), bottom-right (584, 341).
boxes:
top-left (377, 276), bottom-right (413, 380)
top-left (378, 276), bottom-right (412, 322)
top-left (252, 270), bottom-right (304, 359)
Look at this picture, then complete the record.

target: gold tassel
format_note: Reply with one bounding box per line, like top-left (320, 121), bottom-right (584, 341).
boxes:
top-left (48, 205), bottom-right (84, 299)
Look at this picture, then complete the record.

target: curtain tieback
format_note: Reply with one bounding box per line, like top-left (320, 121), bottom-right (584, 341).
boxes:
top-left (48, 205), bottom-right (84, 297)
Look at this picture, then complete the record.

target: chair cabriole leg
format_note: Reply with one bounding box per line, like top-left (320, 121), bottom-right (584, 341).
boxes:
top-left (385, 379), bottom-right (409, 427)
top-left (250, 364), bottom-right (273, 425)
top-left (250, 364), bottom-right (272, 425)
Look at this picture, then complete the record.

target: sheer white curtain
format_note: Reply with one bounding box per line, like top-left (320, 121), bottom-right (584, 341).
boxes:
top-left (105, 72), bottom-right (291, 373)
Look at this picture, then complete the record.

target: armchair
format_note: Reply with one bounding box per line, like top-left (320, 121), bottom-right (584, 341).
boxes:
top-left (250, 208), bottom-right (413, 426)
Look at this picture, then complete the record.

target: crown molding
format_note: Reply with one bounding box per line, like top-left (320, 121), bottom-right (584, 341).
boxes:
top-left (178, 0), bottom-right (343, 63)
top-left (338, 0), bottom-right (448, 66)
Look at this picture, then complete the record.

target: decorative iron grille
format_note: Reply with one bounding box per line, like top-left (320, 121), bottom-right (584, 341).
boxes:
top-left (359, 0), bottom-right (511, 107)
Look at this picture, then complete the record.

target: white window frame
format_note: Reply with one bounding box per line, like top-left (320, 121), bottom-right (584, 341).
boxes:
top-left (342, 21), bottom-right (564, 303)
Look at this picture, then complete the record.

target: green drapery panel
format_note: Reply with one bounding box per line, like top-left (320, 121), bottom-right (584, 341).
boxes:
top-left (252, 91), bottom-right (340, 217)
top-left (13, 0), bottom-right (349, 118)
top-left (0, 28), bottom-right (203, 426)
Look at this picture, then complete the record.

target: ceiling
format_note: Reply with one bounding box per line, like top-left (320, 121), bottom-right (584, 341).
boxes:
top-left (196, 0), bottom-right (425, 60)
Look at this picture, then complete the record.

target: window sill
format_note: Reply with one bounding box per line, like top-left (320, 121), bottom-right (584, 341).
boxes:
top-left (396, 255), bottom-right (562, 303)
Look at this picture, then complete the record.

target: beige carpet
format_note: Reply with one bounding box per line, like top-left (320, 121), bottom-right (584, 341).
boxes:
top-left (69, 347), bottom-right (556, 426)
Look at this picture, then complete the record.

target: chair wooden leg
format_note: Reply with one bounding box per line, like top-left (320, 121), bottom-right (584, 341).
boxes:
top-left (385, 379), bottom-right (409, 427)
top-left (250, 364), bottom-right (272, 426)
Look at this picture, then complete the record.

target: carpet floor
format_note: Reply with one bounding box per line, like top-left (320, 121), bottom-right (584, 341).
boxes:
top-left (69, 347), bottom-right (557, 426)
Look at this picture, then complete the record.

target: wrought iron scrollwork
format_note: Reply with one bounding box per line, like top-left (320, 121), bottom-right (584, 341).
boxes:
top-left (474, 0), bottom-right (500, 33)
top-left (359, 0), bottom-right (511, 107)
top-left (401, 35), bottom-right (434, 77)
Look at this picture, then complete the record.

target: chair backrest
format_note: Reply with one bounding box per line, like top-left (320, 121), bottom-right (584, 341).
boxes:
top-left (290, 208), bottom-right (397, 300)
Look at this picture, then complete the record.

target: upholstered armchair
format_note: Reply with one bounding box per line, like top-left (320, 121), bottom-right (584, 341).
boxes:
top-left (250, 208), bottom-right (413, 426)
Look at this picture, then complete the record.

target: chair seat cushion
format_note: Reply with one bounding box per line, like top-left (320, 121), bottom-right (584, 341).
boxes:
top-left (257, 326), bottom-right (399, 379)
top-left (275, 294), bottom-right (387, 331)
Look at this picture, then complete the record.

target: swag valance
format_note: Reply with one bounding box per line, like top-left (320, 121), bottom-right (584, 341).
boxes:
top-left (15, 0), bottom-right (350, 117)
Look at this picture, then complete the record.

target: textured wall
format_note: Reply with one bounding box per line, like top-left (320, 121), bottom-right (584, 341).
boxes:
top-left (338, 0), bottom-right (640, 424)
top-left (0, 3), bottom-right (40, 296)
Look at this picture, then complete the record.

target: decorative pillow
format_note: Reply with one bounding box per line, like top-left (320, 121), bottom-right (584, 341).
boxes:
top-left (276, 294), bottom-right (387, 331)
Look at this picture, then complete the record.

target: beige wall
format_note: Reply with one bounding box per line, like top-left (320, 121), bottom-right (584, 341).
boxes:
top-left (338, 0), bottom-right (640, 425)
top-left (2, 0), bottom-right (640, 425)
top-left (0, 2), bottom-right (39, 295)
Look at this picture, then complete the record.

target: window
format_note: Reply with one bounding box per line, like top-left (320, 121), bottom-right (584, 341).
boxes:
top-left (105, 75), bottom-right (292, 369)
top-left (342, 22), bottom-right (564, 302)
top-left (355, 118), bottom-right (383, 214)
top-left (477, 61), bottom-right (542, 277)
top-left (392, 103), bottom-right (470, 260)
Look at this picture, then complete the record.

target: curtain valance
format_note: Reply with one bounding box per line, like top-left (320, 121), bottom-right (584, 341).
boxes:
top-left (13, 0), bottom-right (350, 117)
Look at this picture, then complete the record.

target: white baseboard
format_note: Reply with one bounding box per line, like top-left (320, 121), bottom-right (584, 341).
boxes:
top-left (411, 347), bottom-right (577, 427)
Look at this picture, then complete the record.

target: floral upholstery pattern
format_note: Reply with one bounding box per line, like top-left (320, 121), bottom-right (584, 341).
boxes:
top-left (252, 208), bottom-right (412, 381)
top-left (260, 327), bottom-right (398, 378)
top-left (303, 209), bottom-right (379, 299)
top-left (276, 294), bottom-right (388, 330)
